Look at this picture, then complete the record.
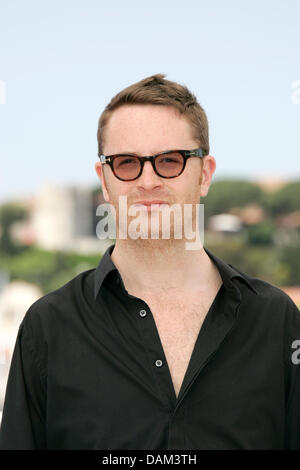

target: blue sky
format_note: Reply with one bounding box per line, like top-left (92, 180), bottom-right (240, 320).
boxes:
top-left (0, 0), bottom-right (299, 203)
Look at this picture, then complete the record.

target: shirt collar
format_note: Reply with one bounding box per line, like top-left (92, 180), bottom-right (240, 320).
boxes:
top-left (94, 243), bottom-right (258, 300)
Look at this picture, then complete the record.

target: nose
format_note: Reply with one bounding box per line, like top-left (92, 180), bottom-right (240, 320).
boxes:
top-left (136, 161), bottom-right (163, 190)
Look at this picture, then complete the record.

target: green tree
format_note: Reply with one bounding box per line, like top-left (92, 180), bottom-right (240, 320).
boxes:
top-left (0, 203), bottom-right (28, 255)
top-left (0, 247), bottom-right (101, 294)
top-left (205, 237), bottom-right (290, 286)
top-left (246, 220), bottom-right (275, 246)
top-left (264, 181), bottom-right (300, 216)
top-left (203, 180), bottom-right (264, 219)
top-left (279, 244), bottom-right (300, 285)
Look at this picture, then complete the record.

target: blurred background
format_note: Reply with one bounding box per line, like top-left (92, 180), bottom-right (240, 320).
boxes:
top-left (0, 0), bottom-right (299, 423)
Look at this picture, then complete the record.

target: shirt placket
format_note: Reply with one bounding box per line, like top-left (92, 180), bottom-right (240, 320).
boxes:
top-left (131, 297), bottom-right (178, 411)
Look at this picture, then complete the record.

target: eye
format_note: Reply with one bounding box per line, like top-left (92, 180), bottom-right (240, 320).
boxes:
top-left (161, 157), bottom-right (178, 163)
top-left (119, 158), bottom-right (136, 165)
top-left (114, 156), bottom-right (139, 168)
top-left (157, 152), bottom-right (183, 164)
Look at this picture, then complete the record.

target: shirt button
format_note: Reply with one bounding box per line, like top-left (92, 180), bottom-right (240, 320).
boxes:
top-left (155, 359), bottom-right (163, 367)
top-left (139, 309), bottom-right (147, 317)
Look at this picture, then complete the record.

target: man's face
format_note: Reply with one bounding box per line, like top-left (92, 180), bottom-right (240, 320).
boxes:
top-left (95, 104), bottom-right (216, 240)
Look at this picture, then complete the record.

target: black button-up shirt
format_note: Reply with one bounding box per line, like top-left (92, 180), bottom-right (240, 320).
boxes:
top-left (0, 244), bottom-right (299, 450)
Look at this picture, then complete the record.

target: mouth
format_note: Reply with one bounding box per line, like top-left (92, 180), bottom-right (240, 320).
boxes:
top-left (133, 201), bottom-right (169, 211)
top-left (135, 200), bottom-right (168, 205)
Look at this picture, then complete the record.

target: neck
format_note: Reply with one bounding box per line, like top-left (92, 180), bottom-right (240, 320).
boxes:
top-left (110, 238), bottom-right (221, 295)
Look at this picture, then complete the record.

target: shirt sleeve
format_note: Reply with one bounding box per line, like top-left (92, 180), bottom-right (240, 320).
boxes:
top-left (0, 313), bottom-right (47, 450)
top-left (284, 299), bottom-right (300, 449)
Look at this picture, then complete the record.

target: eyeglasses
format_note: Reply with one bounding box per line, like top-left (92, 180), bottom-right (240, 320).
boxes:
top-left (98, 148), bottom-right (208, 181)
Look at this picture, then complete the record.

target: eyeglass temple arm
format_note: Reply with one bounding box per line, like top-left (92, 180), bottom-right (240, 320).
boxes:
top-left (188, 149), bottom-right (208, 157)
top-left (99, 155), bottom-right (111, 163)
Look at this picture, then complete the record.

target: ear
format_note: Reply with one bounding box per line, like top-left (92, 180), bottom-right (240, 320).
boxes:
top-left (199, 155), bottom-right (216, 197)
top-left (94, 162), bottom-right (110, 202)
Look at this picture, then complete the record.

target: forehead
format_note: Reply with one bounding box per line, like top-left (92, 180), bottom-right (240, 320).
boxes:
top-left (103, 104), bottom-right (197, 154)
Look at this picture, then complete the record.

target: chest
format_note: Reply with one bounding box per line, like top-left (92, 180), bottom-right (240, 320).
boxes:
top-left (140, 294), bottom-right (215, 398)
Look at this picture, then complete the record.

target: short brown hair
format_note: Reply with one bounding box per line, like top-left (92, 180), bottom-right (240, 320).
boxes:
top-left (97, 74), bottom-right (209, 155)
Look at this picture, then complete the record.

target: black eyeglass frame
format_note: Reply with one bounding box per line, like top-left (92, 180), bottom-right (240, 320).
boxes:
top-left (98, 148), bottom-right (208, 181)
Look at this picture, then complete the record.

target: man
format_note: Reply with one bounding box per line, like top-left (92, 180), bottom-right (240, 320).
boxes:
top-left (0, 74), bottom-right (299, 450)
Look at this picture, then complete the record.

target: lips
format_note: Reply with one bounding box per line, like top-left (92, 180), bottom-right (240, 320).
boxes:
top-left (134, 200), bottom-right (168, 206)
top-left (133, 201), bottom-right (169, 212)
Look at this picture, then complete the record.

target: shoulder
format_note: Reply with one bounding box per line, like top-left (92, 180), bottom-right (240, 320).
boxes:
top-left (18, 268), bottom-right (96, 340)
top-left (229, 262), bottom-right (299, 317)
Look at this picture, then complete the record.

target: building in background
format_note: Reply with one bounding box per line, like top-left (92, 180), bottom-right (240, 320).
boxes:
top-left (30, 183), bottom-right (111, 253)
top-left (10, 183), bottom-right (113, 254)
